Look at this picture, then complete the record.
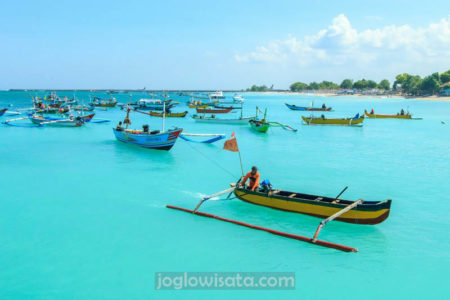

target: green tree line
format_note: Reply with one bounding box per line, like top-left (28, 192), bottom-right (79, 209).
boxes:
top-left (288, 70), bottom-right (450, 95)
top-left (247, 85), bottom-right (270, 92)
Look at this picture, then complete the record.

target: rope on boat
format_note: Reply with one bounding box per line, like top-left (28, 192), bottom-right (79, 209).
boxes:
top-left (183, 136), bottom-right (236, 179)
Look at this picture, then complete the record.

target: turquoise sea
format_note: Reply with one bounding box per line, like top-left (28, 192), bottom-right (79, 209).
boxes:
top-left (0, 91), bottom-right (449, 299)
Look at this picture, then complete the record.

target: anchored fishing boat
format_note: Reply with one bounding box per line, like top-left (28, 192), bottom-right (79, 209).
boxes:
top-left (113, 105), bottom-right (183, 151)
top-left (212, 104), bottom-right (241, 110)
top-left (29, 115), bottom-right (85, 127)
top-left (249, 107), bottom-right (297, 132)
top-left (232, 94), bottom-right (245, 103)
top-left (91, 97), bottom-right (117, 107)
top-left (249, 119), bottom-right (270, 132)
top-left (192, 115), bottom-right (255, 124)
top-left (209, 91), bottom-right (226, 100)
top-left (285, 103), bottom-right (332, 111)
top-left (71, 105), bottom-right (95, 112)
top-left (133, 109), bottom-right (187, 118)
top-left (192, 104), bottom-right (255, 124)
top-left (148, 111), bottom-right (187, 118)
top-left (249, 107), bottom-right (270, 133)
top-left (34, 107), bottom-right (70, 114)
top-left (364, 110), bottom-right (419, 119)
top-left (196, 107), bottom-right (232, 114)
top-left (134, 99), bottom-right (174, 111)
top-left (302, 114), bottom-right (364, 126)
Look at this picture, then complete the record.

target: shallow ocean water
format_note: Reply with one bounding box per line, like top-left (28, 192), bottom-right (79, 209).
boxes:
top-left (0, 91), bottom-right (449, 299)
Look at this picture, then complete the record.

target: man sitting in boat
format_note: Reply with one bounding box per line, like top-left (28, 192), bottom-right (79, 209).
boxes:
top-left (116, 121), bottom-right (124, 131)
top-left (400, 109), bottom-right (405, 115)
top-left (240, 166), bottom-right (260, 191)
top-left (322, 103), bottom-right (326, 109)
top-left (370, 108), bottom-right (374, 114)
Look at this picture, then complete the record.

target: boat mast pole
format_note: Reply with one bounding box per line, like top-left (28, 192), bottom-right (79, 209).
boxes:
top-left (237, 149), bottom-right (244, 177)
top-left (162, 97), bottom-right (166, 132)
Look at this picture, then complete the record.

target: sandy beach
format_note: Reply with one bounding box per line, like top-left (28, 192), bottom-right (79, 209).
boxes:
top-left (251, 91), bottom-right (450, 101)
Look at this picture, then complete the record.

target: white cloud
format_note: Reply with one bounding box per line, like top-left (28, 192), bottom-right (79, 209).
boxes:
top-left (235, 14), bottom-right (450, 76)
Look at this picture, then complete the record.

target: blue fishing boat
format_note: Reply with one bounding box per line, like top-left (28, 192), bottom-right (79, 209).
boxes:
top-left (113, 105), bottom-right (183, 150)
top-left (113, 128), bottom-right (183, 150)
top-left (285, 103), bottom-right (332, 111)
top-left (0, 108), bottom-right (7, 116)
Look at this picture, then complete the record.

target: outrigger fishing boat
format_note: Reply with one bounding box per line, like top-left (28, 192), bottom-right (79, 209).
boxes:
top-left (91, 97), bottom-right (117, 107)
top-left (196, 107), bottom-right (232, 114)
top-left (29, 115), bottom-right (85, 127)
top-left (148, 111), bottom-right (187, 118)
top-left (192, 104), bottom-right (255, 124)
top-left (302, 114), bottom-right (364, 126)
top-left (34, 107), bottom-right (70, 114)
top-left (212, 104), bottom-right (242, 110)
top-left (249, 107), bottom-right (270, 132)
top-left (285, 103), bottom-right (332, 111)
top-left (192, 115), bottom-right (255, 124)
top-left (133, 99), bottom-right (175, 111)
top-left (232, 94), bottom-right (245, 103)
top-left (209, 91), bottom-right (226, 100)
top-left (113, 105), bottom-right (183, 151)
top-left (249, 107), bottom-right (297, 133)
top-left (167, 134), bottom-right (390, 252)
top-left (71, 105), bottom-right (95, 112)
top-left (133, 109), bottom-right (187, 118)
top-left (364, 110), bottom-right (419, 119)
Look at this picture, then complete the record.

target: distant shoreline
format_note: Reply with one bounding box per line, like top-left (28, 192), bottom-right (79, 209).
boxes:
top-left (3, 89), bottom-right (449, 101)
top-left (250, 91), bottom-right (450, 101)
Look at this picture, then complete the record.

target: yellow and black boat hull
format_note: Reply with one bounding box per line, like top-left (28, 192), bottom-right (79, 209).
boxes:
top-left (364, 111), bottom-right (412, 119)
top-left (302, 116), bottom-right (364, 125)
top-left (234, 188), bottom-right (391, 225)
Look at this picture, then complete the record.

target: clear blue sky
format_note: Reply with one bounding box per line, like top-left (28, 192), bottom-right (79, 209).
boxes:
top-left (0, 0), bottom-right (449, 89)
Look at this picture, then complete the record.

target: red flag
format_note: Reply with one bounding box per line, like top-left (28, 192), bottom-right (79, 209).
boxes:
top-left (223, 134), bottom-right (239, 152)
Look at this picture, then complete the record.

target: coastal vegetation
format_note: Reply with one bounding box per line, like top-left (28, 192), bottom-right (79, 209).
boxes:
top-left (247, 85), bottom-right (270, 92)
top-left (288, 70), bottom-right (450, 96)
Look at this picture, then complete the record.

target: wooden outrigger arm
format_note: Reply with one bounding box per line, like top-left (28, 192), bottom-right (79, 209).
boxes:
top-left (312, 199), bottom-right (364, 242)
top-left (193, 187), bottom-right (236, 212)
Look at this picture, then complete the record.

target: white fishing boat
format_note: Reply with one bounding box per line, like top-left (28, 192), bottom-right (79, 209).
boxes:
top-left (232, 94), bottom-right (244, 103)
top-left (209, 91), bottom-right (225, 100)
top-left (134, 99), bottom-right (174, 111)
top-left (29, 115), bottom-right (84, 127)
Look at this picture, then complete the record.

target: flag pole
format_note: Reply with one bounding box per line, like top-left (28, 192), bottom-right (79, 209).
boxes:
top-left (235, 137), bottom-right (244, 177)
